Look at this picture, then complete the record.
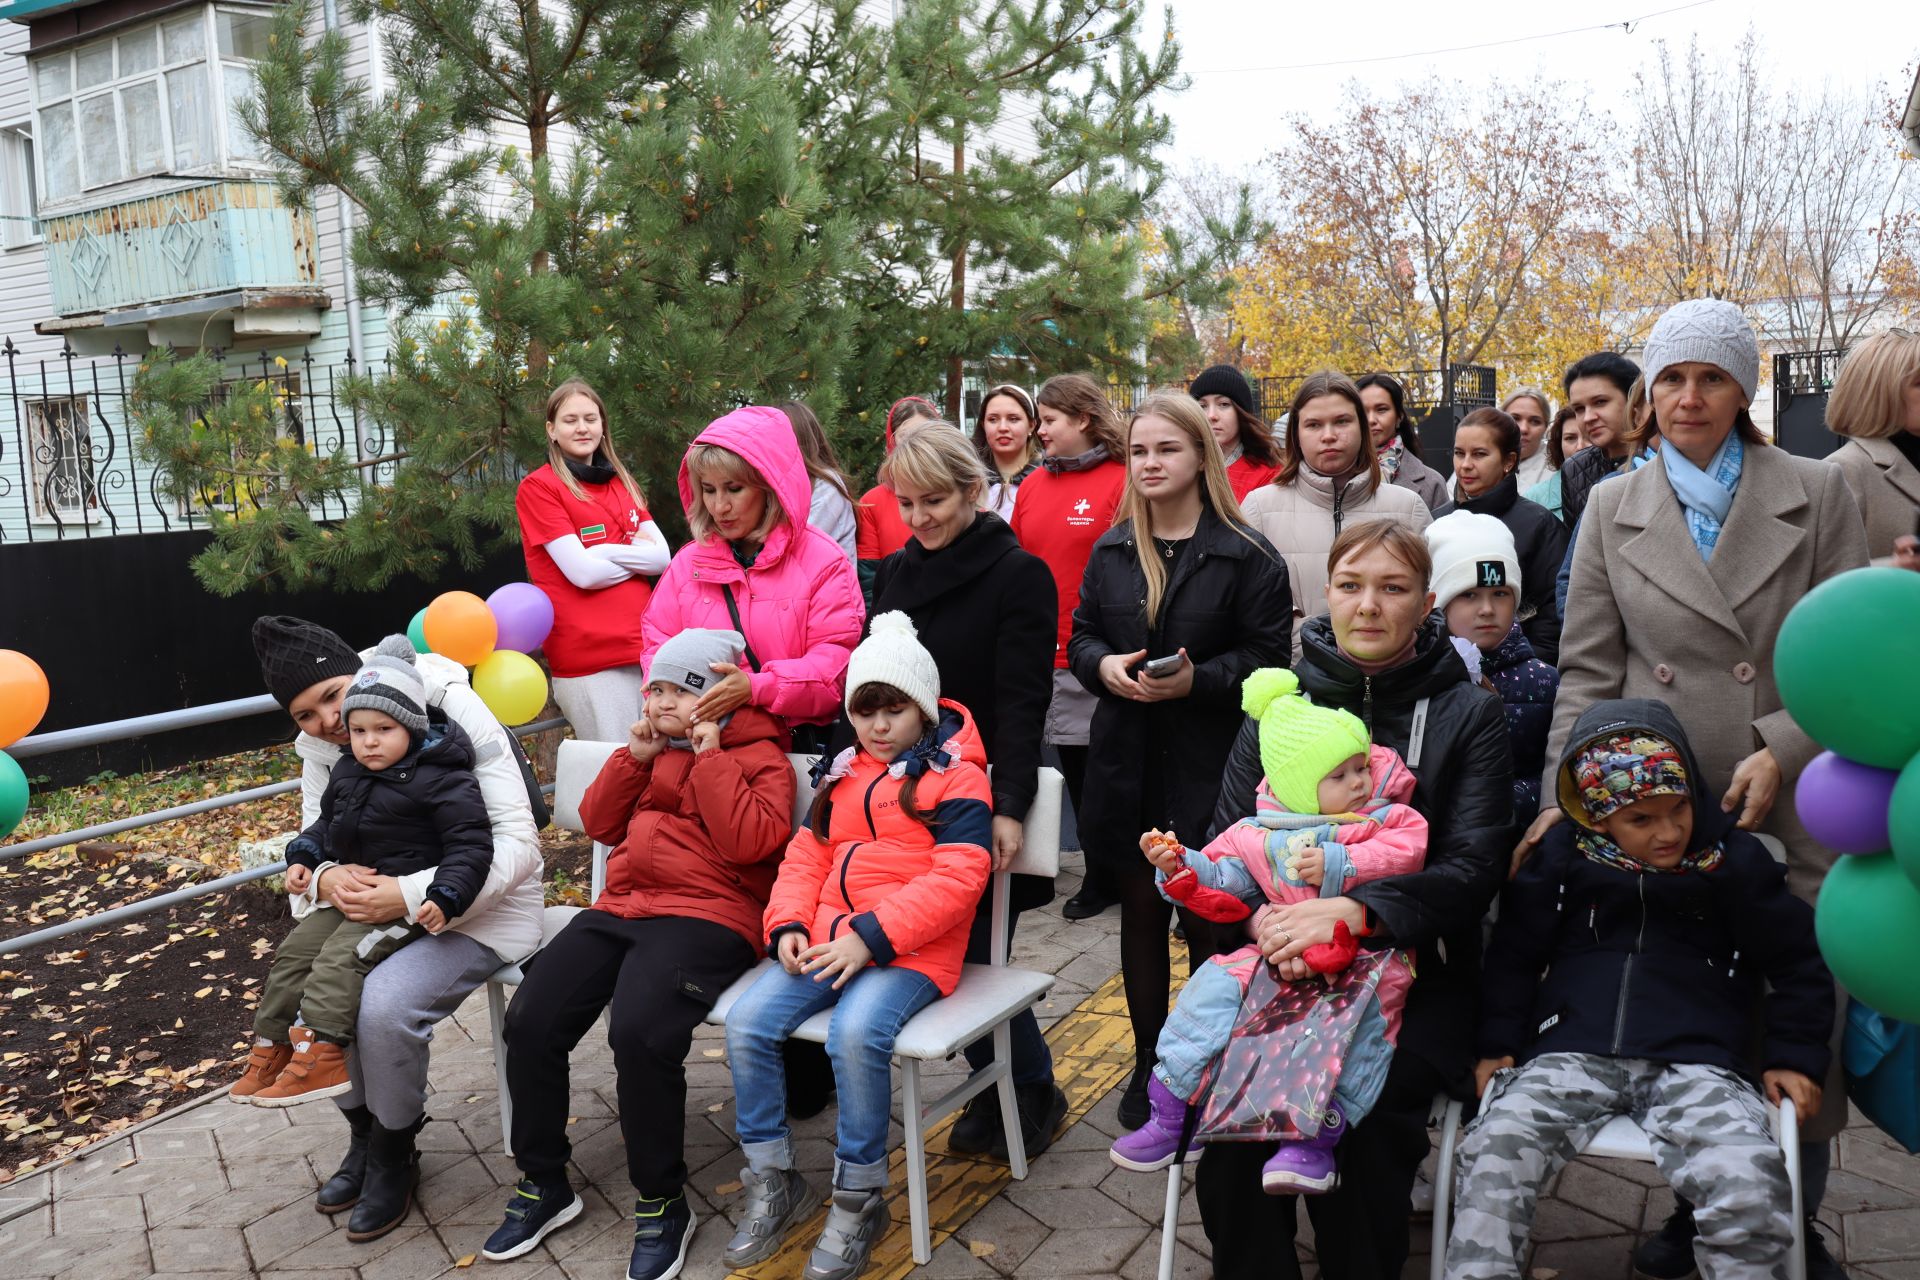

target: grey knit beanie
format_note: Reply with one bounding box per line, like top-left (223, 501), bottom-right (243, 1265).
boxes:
top-left (1641, 299), bottom-right (1760, 405)
top-left (649, 628), bottom-right (746, 696)
top-left (341, 635), bottom-right (429, 737)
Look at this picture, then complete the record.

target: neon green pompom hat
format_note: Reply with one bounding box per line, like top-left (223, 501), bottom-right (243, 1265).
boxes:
top-left (1242, 668), bottom-right (1371, 814)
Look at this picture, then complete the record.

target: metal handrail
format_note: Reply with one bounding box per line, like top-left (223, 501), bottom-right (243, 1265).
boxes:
top-left (1, 703), bottom-right (570, 955)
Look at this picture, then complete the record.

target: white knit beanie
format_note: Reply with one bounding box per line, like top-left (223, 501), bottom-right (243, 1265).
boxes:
top-left (1425, 511), bottom-right (1522, 608)
top-left (846, 612), bottom-right (941, 724)
top-left (1641, 299), bottom-right (1760, 405)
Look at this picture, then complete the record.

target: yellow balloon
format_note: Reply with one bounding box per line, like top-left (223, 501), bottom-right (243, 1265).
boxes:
top-left (472, 650), bottom-right (548, 726)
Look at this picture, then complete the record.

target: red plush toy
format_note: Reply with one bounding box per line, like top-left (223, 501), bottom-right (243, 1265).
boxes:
top-left (1302, 920), bottom-right (1358, 975)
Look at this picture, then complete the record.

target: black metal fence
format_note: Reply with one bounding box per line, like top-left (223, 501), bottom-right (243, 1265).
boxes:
top-left (1773, 348), bottom-right (1847, 460)
top-left (0, 338), bottom-right (385, 543)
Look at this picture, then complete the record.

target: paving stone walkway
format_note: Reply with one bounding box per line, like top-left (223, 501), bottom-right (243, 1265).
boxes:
top-left (4, 851), bottom-right (1920, 1279)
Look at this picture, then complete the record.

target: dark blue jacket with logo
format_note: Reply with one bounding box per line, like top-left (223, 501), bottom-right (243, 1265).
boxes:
top-left (1477, 698), bottom-right (1833, 1082)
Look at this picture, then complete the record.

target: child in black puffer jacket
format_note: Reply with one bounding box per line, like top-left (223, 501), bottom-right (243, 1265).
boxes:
top-left (1443, 698), bottom-right (1832, 1280)
top-left (234, 635), bottom-right (494, 1107)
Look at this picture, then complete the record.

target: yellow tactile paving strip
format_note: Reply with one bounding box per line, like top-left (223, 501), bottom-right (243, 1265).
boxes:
top-left (733, 949), bottom-right (1188, 1279)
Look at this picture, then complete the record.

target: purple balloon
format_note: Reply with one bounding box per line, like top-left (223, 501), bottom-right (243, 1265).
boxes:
top-left (1795, 751), bottom-right (1898, 854)
top-left (487, 582), bottom-right (555, 654)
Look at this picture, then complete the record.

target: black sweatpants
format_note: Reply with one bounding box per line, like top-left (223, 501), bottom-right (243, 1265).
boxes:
top-left (503, 910), bottom-right (755, 1199)
top-left (1195, 1049), bottom-right (1446, 1280)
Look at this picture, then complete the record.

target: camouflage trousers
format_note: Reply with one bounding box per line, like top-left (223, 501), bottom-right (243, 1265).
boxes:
top-left (1444, 1052), bottom-right (1792, 1280)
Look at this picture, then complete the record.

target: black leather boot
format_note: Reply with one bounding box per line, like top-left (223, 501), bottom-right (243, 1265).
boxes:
top-left (315, 1105), bottom-right (372, 1215)
top-left (346, 1116), bottom-right (425, 1242)
top-left (992, 1080), bottom-right (1069, 1160)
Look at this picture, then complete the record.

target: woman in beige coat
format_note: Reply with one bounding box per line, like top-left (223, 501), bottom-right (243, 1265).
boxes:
top-left (1522, 299), bottom-right (1868, 1279)
top-left (1825, 329), bottom-right (1920, 564)
top-left (1241, 372), bottom-right (1431, 661)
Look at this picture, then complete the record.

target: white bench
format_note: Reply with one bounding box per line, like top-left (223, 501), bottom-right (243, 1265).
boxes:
top-left (488, 738), bottom-right (1062, 1267)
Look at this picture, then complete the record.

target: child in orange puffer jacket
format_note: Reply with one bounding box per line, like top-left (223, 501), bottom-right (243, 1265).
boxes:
top-left (722, 612), bottom-right (993, 1280)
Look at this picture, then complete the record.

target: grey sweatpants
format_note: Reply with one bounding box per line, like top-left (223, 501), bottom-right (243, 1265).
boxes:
top-left (337, 929), bottom-right (504, 1130)
top-left (1446, 1052), bottom-right (1792, 1280)
top-left (551, 665), bottom-right (647, 743)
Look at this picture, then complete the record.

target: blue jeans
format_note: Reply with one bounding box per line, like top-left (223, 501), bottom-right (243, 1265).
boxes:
top-left (1154, 959), bottom-right (1395, 1126)
top-left (726, 962), bottom-right (940, 1191)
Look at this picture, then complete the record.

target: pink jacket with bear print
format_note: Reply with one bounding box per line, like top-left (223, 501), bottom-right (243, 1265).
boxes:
top-left (641, 406), bottom-right (866, 728)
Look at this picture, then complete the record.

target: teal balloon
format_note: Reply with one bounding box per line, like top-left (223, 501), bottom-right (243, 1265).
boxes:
top-left (1815, 852), bottom-right (1920, 1024)
top-left (406, 608), bottom-right (430, 655)
top-left (0, 751), bottom-right (26, 839)
top-left (1775, 568), bottom-right (1920, 769)
top-left (1892, 755), bottom-right (1920, 891)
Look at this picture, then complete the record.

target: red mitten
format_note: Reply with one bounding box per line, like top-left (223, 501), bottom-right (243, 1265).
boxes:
top-left (1302, 920), bottom-right (1358, 975)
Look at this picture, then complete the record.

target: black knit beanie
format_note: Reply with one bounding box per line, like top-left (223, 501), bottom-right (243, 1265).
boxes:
top-left (1188, 365), bottom-right (1255, 417)
top-left (252, 615), bottom-right (363, 709)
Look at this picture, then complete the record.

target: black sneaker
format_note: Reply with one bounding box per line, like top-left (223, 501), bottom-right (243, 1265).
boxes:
top-left (481, 1179), bottom-right (583, 1262)
top-left (1631, 1198), bottom-right (1699, 1280)
top-left (628, 1194), bottom-right (696, 1280)
top-left (946, 1091), bottom-right (1001, 1155)
top-left (994, 1081), bottom-right (1069, 1160)
top-left (1805, 1218), bottom-right (1850, 1280)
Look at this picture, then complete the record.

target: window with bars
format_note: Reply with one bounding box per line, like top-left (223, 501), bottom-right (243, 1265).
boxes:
top-left (29, 6), bottom-right (274, 205)
top-left (25, 395), bottom-right (99, 522)
top-left (186, 370), bottom-right (306, 514)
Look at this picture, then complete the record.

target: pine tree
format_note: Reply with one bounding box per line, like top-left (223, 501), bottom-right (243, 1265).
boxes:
top-left (133, 0), bottom-right (850, 594)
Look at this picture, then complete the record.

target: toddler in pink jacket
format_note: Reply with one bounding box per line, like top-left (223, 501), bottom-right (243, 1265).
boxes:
top-left (641, 405), bottom-right (865, 745)
top-left (1110, 669), bottom-right (1428, 1195)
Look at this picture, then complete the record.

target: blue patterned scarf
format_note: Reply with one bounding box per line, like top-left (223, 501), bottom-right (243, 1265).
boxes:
top-left (1663, 431), bottom-right (1744, 560)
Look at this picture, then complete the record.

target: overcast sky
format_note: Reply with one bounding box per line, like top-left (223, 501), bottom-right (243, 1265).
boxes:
top-left (1158, 0), bottom-right (1918, 172)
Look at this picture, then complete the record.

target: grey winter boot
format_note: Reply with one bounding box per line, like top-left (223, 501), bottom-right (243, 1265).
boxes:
top-left (803, 1186), bottom-right (887, 1280)
top-left (723, 1166), bottom-right (816, 1268)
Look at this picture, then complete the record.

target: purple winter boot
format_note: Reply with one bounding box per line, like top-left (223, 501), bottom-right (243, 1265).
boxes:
top-left (1261, 1103), bottom-right (1347, 1194)
top-left (1109, 1076), bottom-right (1203, 1172)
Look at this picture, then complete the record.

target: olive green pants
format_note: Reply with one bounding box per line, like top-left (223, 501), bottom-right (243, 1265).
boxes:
top-left (255, 909), bottom-right (427, 1045)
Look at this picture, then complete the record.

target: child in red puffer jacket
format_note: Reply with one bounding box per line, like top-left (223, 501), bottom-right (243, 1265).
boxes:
top-left (722, 612), bottom-right (993, 1280)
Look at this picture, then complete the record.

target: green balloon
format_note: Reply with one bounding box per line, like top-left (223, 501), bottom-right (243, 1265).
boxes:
top-left (407, 608), bottom-right (430, 655)
top-left (1775, 568), bottom-right (1920, 769)
top-left (1892, 754), bottom-right (1920, 889)
top-left (1816, 852), bottom-right (1920, 1023)
top-left (0, 751), bottom-right (26, 840)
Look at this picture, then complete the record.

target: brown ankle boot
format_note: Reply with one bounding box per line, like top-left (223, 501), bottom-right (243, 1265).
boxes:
top-left (230, 1041), bottom-right (294, 1103)
top-left (252, 1026), bottom-right (353, 1107)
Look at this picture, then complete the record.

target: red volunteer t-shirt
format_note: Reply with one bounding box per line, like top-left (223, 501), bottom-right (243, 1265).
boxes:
top-left (515, 465), bottom-right (654, 679)
top-left (856, 483), bottom-right (912, 561)
top-left (1009, 459), bottom-right (1127, 668)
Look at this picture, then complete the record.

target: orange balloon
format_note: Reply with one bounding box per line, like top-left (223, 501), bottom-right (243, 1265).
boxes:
top-left (422, 591), bottom-right (498, 666)
top-left (0, 650), bottom-right (49, 749)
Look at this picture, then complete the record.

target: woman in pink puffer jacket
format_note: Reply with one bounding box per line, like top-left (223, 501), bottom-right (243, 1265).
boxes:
top-left (642, 406), bottom-right (866, 743)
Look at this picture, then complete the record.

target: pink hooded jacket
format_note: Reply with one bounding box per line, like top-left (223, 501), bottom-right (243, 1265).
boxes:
top-left (642, 406), bottom-right (866, 727)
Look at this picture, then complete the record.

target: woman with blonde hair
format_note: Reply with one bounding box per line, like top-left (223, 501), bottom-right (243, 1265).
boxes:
top-left (1067, 392), bottom-right (1291, 1128)
top-left (1012, 373), bottom-right (1131, 920)
top-left (1825, 329), bottom-right (1920, 563)
top-left (1501, 389), bottom-right (1557, 492)
top-left (514, 380), bottom-right (670, 741)
top-left (1242, 371), bottom-right (1432, 662)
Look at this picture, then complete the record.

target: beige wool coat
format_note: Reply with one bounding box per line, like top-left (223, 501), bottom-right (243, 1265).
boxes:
top-left (1241, 470), bottom-right (1432, 661)
top-left (1546, 443), bottom-right (1869, 902)
top-left (1829, 436), bottom-right (1920, 564)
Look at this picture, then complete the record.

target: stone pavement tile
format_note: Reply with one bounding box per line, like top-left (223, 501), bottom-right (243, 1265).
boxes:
top-left (1578, 1152), bottom-right (1671, 1189)
top-left (1003, 1183), bottom-right (1142, 1230)
top-left (147, 1223), bottom-right (251, 1274)
top-left (54, 1152), bottom-right (210, 1201)
top-left (352, 1226), bottom-right (460, 1280)
top-left (1075, 1088), bottom-right (1132, 1141)
top-left (1004, 1145), bottom-right (1116, 1190)
top-left (1527, 1235), bottom-right (1636, 1279)
top-left (1098, 1162), bottom-right (1193, 1225)
top-left (240, 1194), bottom-right (342, 1268)
top-left (0, 1202), bottom-right (52, 1254)
top-left (1844, 1133), bottom-right (1920, 1196)
top-left (248, 1271), bottom-right (355, 1280)
top-left (914, 1236), bottom-right (1001, 1277)
top-left (47, 1228), bottom-right (153, 1279)
top-left (132, 1128), bottom-right (217, 1161)
top-left (951, 1194), bottom-right (1050, 1275)
top-left (418, 1152), bottom-right (508, 1222)
top-left (1019, 1224), bottom-right (1151, 1275)
top-left (1862, 1264), bottom-right (1920, 1279)
top-left (1554, 1160), bottom-right (1650, 1231)
top-left (1849, 1208), bottom-right (1920, 1263)
top-left (271, 1223), bottom-right (433, 1273)
top-left (53, 1192), bottom-right (146, 1233)
top-left (146, 1180), bottom-right (310, 1231)
top-left (1826, 1168), bottom-right (1920, 1213)
top-left (210, 1108), bottom-right (299, 1159)
top-left (538, 1185), bottom-right (628, 1265)
top-left (1118, 1232), bottom-right (1211, 1280)
top-left (1535, 1197), bottom-right (1628, 1242)
top-left (1060, 949), bottom-right (1127, 992)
